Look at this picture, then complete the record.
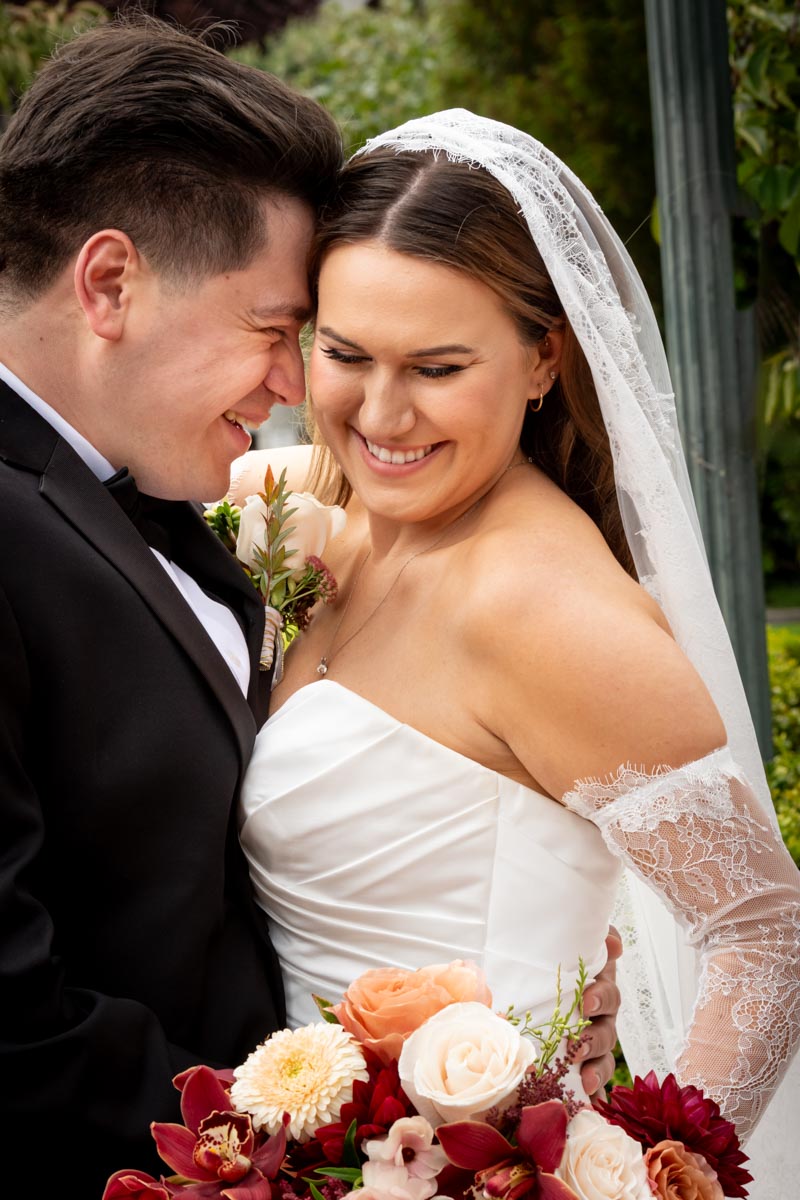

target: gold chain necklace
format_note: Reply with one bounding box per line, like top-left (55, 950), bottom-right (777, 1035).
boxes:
top-left (315, 497), bottom-right (482, 678)
top-left (315, 457), bottom-right (532, 678)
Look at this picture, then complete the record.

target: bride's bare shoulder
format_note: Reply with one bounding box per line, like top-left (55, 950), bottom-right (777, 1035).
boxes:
top-left (460, 475), bottom-right (725, 790)
top-left (228, 443), bottom-right (314, 502)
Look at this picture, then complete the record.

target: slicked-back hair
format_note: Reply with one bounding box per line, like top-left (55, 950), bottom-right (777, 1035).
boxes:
top-left (0, 17), bottom-right (342, 302)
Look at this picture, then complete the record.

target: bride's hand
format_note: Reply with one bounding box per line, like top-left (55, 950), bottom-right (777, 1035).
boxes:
top-left (227, 443), bottom-right (314, 504)
top-left (577, 926), bottom-right (623, 1101)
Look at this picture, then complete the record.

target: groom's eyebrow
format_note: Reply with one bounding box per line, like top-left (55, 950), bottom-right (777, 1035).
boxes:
top-left (251, 302), bottom-right (313, 323)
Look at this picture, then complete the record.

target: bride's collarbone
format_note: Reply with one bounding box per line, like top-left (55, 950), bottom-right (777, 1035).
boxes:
top-left (271, 608), bottom-right (552, 800)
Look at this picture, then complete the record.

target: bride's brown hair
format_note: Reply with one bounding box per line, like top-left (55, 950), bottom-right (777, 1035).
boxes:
top-left (306, 149), bottom-right (635, 576)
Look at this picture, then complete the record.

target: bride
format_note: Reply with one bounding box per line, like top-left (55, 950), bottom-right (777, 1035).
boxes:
top-left (229, 111), bottom-right (800, 1191)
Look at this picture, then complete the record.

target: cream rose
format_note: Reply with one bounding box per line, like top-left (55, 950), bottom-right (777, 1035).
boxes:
top-left (235, 491), bottom-right (346, 578)
top-left (555, 1108), bottom-right (651, 1200)
top-left (397, 1001), bottom-right (536, 1127)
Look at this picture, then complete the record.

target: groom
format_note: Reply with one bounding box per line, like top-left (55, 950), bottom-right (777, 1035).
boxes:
top-left (0, 18), bottom-right (621, 1193)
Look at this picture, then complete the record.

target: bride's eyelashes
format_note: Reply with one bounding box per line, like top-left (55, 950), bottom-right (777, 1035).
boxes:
top-left (319, 345), bottom-right (367, 365)
top-left (319, 345), bottom-right (466, 379)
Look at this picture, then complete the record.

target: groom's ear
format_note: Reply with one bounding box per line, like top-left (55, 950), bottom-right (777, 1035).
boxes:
top-left (73, 229), bottom-right (144, 342)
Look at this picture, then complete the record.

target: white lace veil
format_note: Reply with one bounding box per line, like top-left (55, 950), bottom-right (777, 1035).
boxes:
top-left (354, 110), bottom-right (795, 1188)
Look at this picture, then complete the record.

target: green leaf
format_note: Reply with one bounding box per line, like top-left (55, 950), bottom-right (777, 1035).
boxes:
top-left (313, 1167), bottom-right (363, 1182)
top-left (343, 1118), bottom-right (361, 1169)
top-left (779, 189), bottom-right (800, 257)
top-left (307, 1182), bottom-right (326, 1200)
top-left (312, 994), bottom-right (341, 1023)
top-left (737, 116), bottom-right (770, 160)
top-left (745, 40), bottom-right (772, 99)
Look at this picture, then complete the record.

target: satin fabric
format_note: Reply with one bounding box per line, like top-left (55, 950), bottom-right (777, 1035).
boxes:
top-left (239, 680), bottom-right (620, 1028)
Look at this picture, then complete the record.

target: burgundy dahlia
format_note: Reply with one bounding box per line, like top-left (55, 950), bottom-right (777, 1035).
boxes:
top-left (598, 1071), bottom-right (752, 1198)
top-left (313, 1047), bottom-right (414, 1164)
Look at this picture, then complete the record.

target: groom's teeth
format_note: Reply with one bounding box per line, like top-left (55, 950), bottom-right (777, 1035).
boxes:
top-left (365, 439), bottom-right (434, 465)
top-left (224, 410), bottom-right (261, 431)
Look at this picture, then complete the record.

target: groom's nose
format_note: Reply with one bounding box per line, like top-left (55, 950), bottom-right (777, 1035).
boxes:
top-left (265, 335), bottom-right (307, 408)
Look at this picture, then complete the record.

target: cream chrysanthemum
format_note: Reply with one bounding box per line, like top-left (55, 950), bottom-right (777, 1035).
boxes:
top-left (230, 1022), bottom-right (369, 1142)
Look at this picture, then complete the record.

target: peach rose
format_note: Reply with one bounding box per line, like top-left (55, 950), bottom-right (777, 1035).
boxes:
top-left (645, 1140), bottom-right (724, 1200)
top-left (332, 961), bottom-right (492, 1064)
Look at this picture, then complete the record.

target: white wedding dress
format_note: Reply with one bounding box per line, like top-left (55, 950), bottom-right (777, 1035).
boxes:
top-left (240, 680), bottom-right (621, 1034)
top-left (240, 678), bottom-right (800, 1199)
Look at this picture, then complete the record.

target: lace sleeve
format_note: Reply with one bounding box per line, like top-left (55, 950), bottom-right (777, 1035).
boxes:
top-left (562, 746), bottom-right (800, 1141)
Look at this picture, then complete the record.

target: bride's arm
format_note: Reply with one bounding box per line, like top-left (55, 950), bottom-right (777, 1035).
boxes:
top-left (227, 443), bottom-right (314, 502)
top-left (474, 533), bottom-right (800, 1140)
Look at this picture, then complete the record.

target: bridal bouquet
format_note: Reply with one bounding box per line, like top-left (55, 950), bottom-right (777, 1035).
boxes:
top-left (102, 961), bottom-right (751, 1200)
top-left (204, 467), bottom-right (345, 674)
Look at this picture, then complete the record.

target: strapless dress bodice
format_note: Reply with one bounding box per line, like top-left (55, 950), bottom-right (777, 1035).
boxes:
top-left (239, 681), bottom-right (621, 1029)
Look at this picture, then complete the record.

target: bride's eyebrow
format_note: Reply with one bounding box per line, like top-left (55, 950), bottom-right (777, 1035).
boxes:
top-left (317, 325), bottom-right (365, 350)
top-left (317, 326), bottom-right (474, 358)
top-left (405, 343), bottom-right (474, 357)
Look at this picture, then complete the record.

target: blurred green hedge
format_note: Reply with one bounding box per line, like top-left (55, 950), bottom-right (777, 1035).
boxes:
top-left (0, 2), bottom-right (106, 116)
top-left (767, 624), bottom-right (800, 865)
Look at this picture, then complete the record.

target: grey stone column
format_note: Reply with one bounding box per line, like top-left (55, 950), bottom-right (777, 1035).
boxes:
top-left (644, 0), bottom-right (772, 754)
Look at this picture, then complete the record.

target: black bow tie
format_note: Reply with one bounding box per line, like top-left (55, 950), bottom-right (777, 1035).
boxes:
top-left (104, 467), bottom-right (172, 559)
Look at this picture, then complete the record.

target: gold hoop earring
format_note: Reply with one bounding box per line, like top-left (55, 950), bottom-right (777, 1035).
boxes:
top-left (528, 384), bottom-right (544, 414)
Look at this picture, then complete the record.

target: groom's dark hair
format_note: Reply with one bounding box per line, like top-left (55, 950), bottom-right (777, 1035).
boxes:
top-left (0, 17), bottom-right (342, 304)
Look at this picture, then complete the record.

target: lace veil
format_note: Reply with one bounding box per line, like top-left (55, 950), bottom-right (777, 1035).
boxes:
top-left (355, 110), bottom-right (797, 1190)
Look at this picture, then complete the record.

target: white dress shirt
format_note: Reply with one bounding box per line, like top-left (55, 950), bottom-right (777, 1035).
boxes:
top-left (0, 361), bottom-right (251, 696)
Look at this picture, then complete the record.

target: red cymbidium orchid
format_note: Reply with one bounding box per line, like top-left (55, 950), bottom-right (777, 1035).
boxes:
top-left (103, 1169), bottom-right (179, 1199)
top-left (102, 1066), bottom-right (288, 1200)
top-left (436, 1101), bottom-right (579, 1200)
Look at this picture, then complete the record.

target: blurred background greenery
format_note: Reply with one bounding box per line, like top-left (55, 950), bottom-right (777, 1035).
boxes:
top-left (1, 0), bottom-right (798, 859)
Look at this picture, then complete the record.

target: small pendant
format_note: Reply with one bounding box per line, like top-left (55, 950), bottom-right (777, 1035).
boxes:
top-left (317, 658), bottom-right (328, 676)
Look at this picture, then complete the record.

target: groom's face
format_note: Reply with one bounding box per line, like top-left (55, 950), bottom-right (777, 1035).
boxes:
top-left (109, 196), bottom-right (314, 501)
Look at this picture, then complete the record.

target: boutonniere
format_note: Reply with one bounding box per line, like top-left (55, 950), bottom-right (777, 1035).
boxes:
top-left (204, 467), bottom-right (345, 682)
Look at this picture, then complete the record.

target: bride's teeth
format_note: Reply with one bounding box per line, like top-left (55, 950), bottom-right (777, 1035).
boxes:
top-left (365, 438), bottom-right (434, 465)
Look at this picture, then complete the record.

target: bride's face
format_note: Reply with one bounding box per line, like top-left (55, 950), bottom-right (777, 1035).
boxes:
top-left (309, 241), bottom-right (540, 526)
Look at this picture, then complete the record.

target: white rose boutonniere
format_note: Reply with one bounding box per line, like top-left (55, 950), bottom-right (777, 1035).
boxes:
top-left (237, 490), bottom-right (346, 581)
top-left (204, 466), bottom-right (345, 678)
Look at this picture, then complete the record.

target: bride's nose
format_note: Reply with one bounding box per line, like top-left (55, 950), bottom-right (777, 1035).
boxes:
top-left (357, 371), bottom-right (416, 440)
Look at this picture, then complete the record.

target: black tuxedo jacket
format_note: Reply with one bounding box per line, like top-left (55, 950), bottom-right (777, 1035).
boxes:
top-left (0, 381), bottom-right (283, 1191)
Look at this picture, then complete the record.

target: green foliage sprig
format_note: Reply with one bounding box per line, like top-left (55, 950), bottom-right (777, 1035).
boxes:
top-left (505, 961), bottom-right (591, 1077)
top-left (204, 467), bottom-right (338, 652)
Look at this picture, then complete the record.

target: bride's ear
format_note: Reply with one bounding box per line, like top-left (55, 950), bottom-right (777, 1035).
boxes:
top-left (526, 326), bottom-right (564, 394)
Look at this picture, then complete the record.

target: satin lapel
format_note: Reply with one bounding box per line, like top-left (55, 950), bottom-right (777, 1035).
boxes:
top-left (162, 503), bottom-right (275, 725)
top-left (40, 439), bottom-right (256, 764)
